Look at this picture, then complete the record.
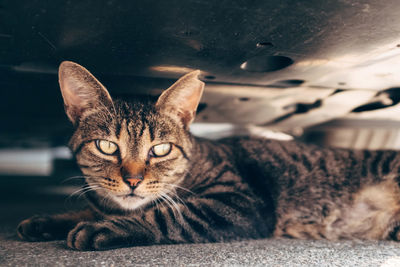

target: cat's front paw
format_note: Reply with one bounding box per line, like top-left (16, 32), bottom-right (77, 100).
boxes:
top-left (67, 221), bottom-right (124, 250)
top-left (17, 215), bottom-right (59, 241)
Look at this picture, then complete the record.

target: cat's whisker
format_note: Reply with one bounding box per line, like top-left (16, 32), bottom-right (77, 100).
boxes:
top-left (150, 199), bottom-right (157, 211)
top-left (69, 186), bottom-right (95, 197)
top-left (155, 198), bottom-right (163, 212)
top-left (61, 176), bottom-right (88, 183)
top-left (150, 196), bottom-right (161, 212)
top-left (77, 188), bottom-right (101, 199)
top-left (157, 194), bottom-right (173, 212)
top-left (159, 192), bottom-right (184, 223)
top-left (159, 195), bottom-right (179, 221)
top-left (161, 187), bottom-right (188, 211)
top-left (99, 191), bottom-right (113, 209)
top-left (152, 183), bottom-right (187, 216)
top-left (154, 194), bottom-right (167, 211)
top-left (69, 183), bottom-right (104, 197)
top-left (163, 183), bottom-right (195, 195)
top-left (152, 182), bottom-right (192, 211)
top-left (75, 185), bottom-right (103, 199)
top-left (62, 175), bottom-right (114, 187)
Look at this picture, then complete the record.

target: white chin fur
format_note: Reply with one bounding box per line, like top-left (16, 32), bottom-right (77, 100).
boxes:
top-left (110, 194), bottom-right (154, 211)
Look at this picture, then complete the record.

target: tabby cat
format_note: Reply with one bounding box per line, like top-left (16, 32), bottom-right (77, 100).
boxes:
top-left (17, 61), bottom-right (400, 250)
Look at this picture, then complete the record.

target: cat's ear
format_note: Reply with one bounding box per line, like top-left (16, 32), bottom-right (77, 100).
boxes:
top-left (58, 61), bottom-right (113, 125)
top-left (156, 70), bottom-right (205, 128)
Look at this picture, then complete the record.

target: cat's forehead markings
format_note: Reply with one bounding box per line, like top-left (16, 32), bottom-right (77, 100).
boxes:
top-left (135, 123), bottom-right (152, 159)
top-left (117, 119), bottom-right (131, 158)
top-left (127, 119), bottom-right (139, 139)
top-left (117, 118), bottom-right (150, 160)
top-left (114, 119), bottom-right (122, 139)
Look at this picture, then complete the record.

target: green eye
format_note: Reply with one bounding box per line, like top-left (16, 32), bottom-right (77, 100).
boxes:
top-left (151, 143), bottom-right (172, 157)
top-left (95, 140), bottom-right (118, 155)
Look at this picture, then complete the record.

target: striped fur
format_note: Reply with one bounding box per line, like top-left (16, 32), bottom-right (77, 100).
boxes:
top-left (16, 62), bottom-right (400, 250)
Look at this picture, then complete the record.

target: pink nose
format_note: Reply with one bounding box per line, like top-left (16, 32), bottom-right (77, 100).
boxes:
top-left (125, 178), bottom-right (142, 187)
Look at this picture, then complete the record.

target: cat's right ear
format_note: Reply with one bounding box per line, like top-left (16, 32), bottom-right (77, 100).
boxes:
top-left (156, 70), bottom-right (205, 128)
top-left (58, 61), bottom-right (113, 125)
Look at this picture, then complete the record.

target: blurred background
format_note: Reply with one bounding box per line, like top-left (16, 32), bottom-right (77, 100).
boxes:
top-left (3, 0), bottom-right (400, 220)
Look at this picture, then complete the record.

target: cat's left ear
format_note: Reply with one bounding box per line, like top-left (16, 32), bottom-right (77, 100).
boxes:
top-left (58, 61), bottom-right (113, 126)
top-left (156, 70), bottom-right (205, 128)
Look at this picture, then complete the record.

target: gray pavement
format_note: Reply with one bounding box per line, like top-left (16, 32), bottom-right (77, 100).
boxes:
top-left (2, 229), bottom-right (400, 266)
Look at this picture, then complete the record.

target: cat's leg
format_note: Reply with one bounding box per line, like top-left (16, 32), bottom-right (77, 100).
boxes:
top-left (66, 218), bottom-right (153, 250)
top-left (17, 209), bottom-right (96, 241)
top-left (274, 220), bottom-right (327, 239)
top-left (67, 193), bottom-right (265, 250)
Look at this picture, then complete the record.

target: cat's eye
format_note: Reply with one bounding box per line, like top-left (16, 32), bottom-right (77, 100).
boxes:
top-left (95, 140), bottom-right (118, 155)
top-left (151, 143), bottom-right (172, 157)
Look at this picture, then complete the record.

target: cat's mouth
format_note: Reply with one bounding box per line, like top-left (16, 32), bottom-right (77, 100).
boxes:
top-left (110, 189), bottom-right (152, 211)
top-left (120, 192), bottom-right (145, 199)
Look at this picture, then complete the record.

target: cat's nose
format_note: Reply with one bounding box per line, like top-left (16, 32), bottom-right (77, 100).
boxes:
top-left (121, 162), bottom-right (145, 189)
top-left (126, 178), bottom-right (143, 187)
top-left (124, 176), bottom-right (143, 188)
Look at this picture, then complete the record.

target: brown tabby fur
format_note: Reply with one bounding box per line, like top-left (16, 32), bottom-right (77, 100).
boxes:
top-left (17, 61), bottom-right (400, 250)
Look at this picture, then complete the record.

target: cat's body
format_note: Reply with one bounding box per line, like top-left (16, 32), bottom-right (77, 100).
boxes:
top-left (17, 62), bottom-right (400, 250)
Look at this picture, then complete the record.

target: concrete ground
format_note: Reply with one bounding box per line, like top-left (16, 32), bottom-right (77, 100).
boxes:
top-left (2, 175), bottom-right (400, 267)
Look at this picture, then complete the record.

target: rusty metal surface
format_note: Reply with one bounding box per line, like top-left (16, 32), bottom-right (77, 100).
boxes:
top-left (2, 0), bottom-right (400, 144)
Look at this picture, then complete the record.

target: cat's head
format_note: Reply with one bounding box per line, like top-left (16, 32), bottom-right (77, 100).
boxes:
top-left (58, 61), bottom-right (204, 211)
